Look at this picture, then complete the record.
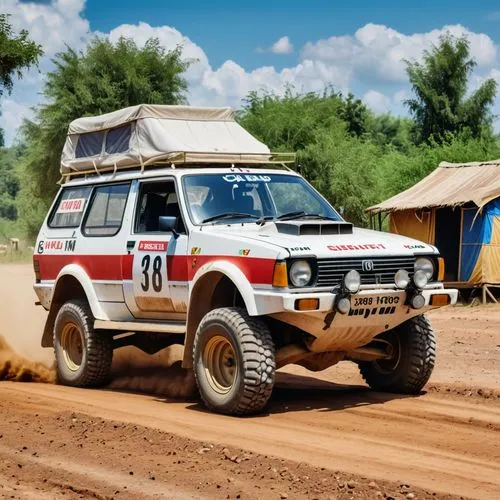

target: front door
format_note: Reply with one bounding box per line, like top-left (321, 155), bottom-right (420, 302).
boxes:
top-left (124, 179), bottom-right (189, 320)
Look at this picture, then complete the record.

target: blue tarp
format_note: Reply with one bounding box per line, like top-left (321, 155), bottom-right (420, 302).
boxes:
top-left (460, 198), bottom-right (500, 281)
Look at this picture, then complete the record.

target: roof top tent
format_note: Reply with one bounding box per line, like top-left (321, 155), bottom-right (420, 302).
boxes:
top-left (61, 104), bottom-right (295, 180)
top-left (367, 160), bottom-right (500, 304)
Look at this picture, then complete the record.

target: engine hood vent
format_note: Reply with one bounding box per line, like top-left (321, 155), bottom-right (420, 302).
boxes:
top-left (275, 221), bottom-right (353, 236)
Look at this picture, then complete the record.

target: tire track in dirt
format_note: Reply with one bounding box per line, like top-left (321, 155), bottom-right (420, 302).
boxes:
top-left (2, 380), bottom-right (499, 499)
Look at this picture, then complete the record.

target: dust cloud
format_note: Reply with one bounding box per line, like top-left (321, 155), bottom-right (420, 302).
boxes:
top-left (0, 336), bottom-right (55, 383)
top-left (0, 264), bottom-right (196, 398)
top-left (109, 344), bottom-right (197, 399)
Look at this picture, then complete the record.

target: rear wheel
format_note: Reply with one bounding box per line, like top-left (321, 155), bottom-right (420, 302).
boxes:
top-left (193, 307), bottom-right (275, 415)
top-left (358, 314), bottom-right (436, 394)
top-left (54, 300), bottom-right (113, 387)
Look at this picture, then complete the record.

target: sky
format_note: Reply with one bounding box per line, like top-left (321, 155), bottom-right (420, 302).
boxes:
top-left (1, 0), bottom-right (500, 145)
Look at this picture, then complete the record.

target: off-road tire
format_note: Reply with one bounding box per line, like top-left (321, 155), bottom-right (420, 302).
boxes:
top-left (358, 314), bottom-right (435, 394)
top-left (193, 307), bottom-right (275, 415)
top-left (54, 300), bottom-right (113, 387)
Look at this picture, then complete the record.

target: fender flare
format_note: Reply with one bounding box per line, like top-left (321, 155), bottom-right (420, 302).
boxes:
top-left (182, 260), bottom-right (258, 368)
top-left (54, 265), bottom-right (108, 320)
top-left (40, 265), bottom-right (108, 348)
top-left (189, 260), bottom-right (258, 314)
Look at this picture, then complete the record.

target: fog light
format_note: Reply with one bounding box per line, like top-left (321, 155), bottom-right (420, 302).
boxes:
top-left (295, 298), bottom-right (320, 311)
top-left (410, 293), bottom-right (425, 309)
top-left (336, 296), bottom-right (351, 314)
top-left (395, 269), bottom-right (410, 289)
top-left (413, 269), bottom-right (428, 289)
top-left (344, 270), bottom-right (361, 294)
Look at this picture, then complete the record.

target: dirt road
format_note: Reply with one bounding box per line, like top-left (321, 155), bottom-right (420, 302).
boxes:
top-left (1, 264), bottom-right (499, 499)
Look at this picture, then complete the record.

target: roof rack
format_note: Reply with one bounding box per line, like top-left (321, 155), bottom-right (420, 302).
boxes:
top-left (60, 151), bottom-right (296, 183)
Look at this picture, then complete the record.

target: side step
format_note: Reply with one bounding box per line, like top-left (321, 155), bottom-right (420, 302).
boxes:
top-left (94, 320), bottom-right (186, 335)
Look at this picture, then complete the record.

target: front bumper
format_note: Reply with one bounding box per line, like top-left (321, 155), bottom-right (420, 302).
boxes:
top-left (254, 285), bottom-right (458, 352)
top-left (253, 284), bottom-right (458, 315)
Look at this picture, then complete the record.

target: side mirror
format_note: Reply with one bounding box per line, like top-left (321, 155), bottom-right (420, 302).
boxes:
top-left (158, 216), bottom-right (179, 238)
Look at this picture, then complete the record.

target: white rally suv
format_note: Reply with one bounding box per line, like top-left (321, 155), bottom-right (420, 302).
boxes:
top-left (33, 104), bottom-right (458, 415)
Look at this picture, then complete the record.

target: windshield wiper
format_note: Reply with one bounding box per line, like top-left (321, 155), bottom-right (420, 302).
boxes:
top-left (277, 211), bottom-right (338, 221)
top-left (202, 212), bottom-right (259, 224)
top-left (276, 211), bottom-right (306, 220)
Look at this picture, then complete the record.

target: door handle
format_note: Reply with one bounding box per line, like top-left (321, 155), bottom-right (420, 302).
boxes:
top-left (126, 240), bottom-right (135, 253)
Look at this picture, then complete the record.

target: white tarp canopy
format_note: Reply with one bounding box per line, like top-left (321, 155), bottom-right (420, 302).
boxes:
top-left (61, 104), bottom-right (275, 175)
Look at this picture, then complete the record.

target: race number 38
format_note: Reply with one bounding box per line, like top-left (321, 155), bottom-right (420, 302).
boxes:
top-left (141, 255), bottom-right (163, 292)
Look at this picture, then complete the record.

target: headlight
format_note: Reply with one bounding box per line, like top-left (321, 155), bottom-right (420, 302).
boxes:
top-left (289, 260), bottom-right (312, 287)
top-left (344, 270), bottom-right (361, 293)
top-left (414, 257), bottom-right (434, 280)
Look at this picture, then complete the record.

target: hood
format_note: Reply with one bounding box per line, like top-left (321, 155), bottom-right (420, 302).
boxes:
top-left (202, 222), bottom-right (437, 259)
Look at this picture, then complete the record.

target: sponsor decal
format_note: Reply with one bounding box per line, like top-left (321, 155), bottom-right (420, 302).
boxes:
top-left (239, 249), bottom-right (251, 256)
top-left (327, 244), bottom-right (386, 251)
top-left (223, 174), bottom-right (271, 183)
top-left (39, 240), bottom-right (76, 252)
top-left (57, 198), bottom-right (86, 214)
top-left (404, 244), bottom-right (426, 249)
top-left (138, 241), bottom-right (168, 252)
top-left (191, 246), bottom-right (202, 255)
top-left (348, 306), bottom-right (397, 318)
top-left (288, 246), bottom-right (311, 252)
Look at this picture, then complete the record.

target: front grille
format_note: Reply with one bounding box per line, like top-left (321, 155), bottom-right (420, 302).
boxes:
top-left (316, 256), bottom-right (415, 287)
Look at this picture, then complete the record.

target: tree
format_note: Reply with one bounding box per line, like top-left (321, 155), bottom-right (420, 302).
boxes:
top-left (0, 146), bottom-right (21, 221)
top-left (339, 93), bottom-right (369, 138)
top-left (0, 14), bottom-right (42, 96)
top-left (405, 34), bottom-right (497, 143)
top-left (0, 14), bottom-right (43, 145)
top-left (19, 36), bottom-right (190, 238)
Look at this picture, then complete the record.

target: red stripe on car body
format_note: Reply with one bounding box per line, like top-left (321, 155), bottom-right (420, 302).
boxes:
top-left (34, 254), bottom-right (276, 285)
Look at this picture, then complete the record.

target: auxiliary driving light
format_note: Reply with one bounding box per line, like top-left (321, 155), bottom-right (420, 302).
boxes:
top-left (413, 269), bottom-right (429, 289)
top-left (394, 269), bottom-right (410, 289)
top-left (343, 270), bottom-right (361, 294)
top-left (410, 293), bottom-right (426, 309)
top-left (336, 296), bottom-right (351, 314)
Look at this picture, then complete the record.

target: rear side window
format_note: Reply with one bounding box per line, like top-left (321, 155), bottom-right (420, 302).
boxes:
top-left (83, 183), bottom-right (130, 237)
top-left (49, 186), bottom-right (92, 228)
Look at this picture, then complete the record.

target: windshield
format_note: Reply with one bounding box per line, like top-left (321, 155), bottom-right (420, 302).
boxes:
top-left (182, 173), bottom-right (342, 224)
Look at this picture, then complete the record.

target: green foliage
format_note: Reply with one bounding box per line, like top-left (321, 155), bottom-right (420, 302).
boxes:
top-left (239, 88), bottom-right (346, 151)
top-left (19, 36), bottom-right (190, 239)
top-left (238, 90), bottom-right (500, 225)
top-left (405, 34), bottom-right (497, 143)
top-left (0, 146), bottom-right (21, 220)
top-left (0, 14), bottom-right (43, 97)
top-left (0, 14), bottom-right (42, 147)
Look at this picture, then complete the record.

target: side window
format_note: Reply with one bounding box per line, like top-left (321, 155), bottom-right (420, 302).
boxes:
top-left (135, 181), bottom-right (186, 234)
top-left (49, 186), bottom-right (92, 228)
top-left (83, 183), bottom-right (130, 237)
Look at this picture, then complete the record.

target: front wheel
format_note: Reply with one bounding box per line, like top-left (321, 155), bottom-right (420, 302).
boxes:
top-left (54, 300), bottom-right (113, 387)
top-left (358, 314), bottom-right (436, 394)
top-left (193, 307), bottom-right (275, 415)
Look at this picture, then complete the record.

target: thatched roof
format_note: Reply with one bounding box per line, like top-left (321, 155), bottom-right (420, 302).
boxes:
top-left (367, 159), bottom-right (500, 214)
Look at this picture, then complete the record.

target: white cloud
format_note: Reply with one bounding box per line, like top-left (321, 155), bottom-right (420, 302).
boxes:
top-left (362, 90), bottom-right (391, 113)
top-left (102, 22), bottom-right (349, 107)
top-left (302, 23), bottom-right (497, 83)
top-left (1, 5), bottom-right (500, 144)
top-left (1, 0), bottom-right (89, 57)
top-left (270, 36), bottom-right (294, 54)
top-left (1, 99), bottom-right (34, 145)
